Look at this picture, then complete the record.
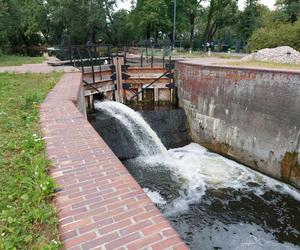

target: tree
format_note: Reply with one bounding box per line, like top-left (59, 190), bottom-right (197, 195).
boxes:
top-left (276, 0), bottom-right (300, 23)
top-left (130, 0), bottom-right (172, 42)
top-left (182, 0), bottom-right (204, 49)
top-left (202, 0), bottom-right (238, 51)
top-left (247, 19), bottom-right (300, 51)
top-left (237, 0), bottom-right (268, 42)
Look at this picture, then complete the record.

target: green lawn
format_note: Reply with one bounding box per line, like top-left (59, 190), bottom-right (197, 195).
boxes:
top-left (0, 72), bottom-right (62, 249)
top-left (223, 60), bottom-right (300, 70)
top-left (0, 55), bottom-right (46, 67)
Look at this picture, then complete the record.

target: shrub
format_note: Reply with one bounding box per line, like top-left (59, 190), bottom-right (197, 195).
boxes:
top-left (247, 20), bottom-right (300, 51)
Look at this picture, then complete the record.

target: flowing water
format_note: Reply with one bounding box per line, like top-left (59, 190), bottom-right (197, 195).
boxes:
top-left (95, 101), bottom-right (300, 250)
top-left (94, 101), bottom-right (167, 156)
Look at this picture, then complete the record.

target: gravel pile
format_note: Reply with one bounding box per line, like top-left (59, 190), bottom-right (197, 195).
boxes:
top-left (242, 46), bottom-right (300, 64)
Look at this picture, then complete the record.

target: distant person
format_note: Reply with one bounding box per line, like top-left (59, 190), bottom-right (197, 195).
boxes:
top-left (206, 42), bottom-right (210, 51)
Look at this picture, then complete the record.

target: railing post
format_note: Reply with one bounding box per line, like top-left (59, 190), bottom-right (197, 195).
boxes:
top-left (146, 46), bottom-right (149, 63)
top-left (140, 49), bottom-right (143, 67)
top-left (87, 46), bottom-right (95, 84)
top-left (108, 45), bottom-right (112, 64)
top-left (151, 46), bottom-right (154, 68)
top-left (77, 47), bottom-right (84, 74)
top-left (69, 46), bottom-right (73, 65)
top-left (124, 46), bottom-right (127, 64)
top-left (113, 56), bottom-right (124, 103)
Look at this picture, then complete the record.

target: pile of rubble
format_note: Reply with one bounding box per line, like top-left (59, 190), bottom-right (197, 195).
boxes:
top-left (242, 46), bottom-right (300, 64)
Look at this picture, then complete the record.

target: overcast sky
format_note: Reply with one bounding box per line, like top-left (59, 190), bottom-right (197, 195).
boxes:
top-left (117, 0), bottom-right (276, 11)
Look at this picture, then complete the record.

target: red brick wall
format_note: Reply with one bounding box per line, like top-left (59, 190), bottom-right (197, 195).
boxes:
top-left (40, 73), bottom-right (188, 249)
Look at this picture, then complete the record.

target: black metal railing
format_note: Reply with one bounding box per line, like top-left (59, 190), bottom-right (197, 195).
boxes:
top-left (52, 45), bottom-right (175, 102)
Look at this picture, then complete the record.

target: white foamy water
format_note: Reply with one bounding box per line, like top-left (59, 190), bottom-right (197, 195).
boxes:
top-left (139, 143), bottom-right (300, 215)
top-left (95, 102), bottom-right (299, 248)
top-left (94, 101), bottom-right (167, 156)
top-left (143, 188), bottom-right (167, 205)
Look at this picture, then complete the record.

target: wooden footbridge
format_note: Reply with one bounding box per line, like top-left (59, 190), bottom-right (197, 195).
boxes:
top-left (50, 45), bottom-right (176, 108)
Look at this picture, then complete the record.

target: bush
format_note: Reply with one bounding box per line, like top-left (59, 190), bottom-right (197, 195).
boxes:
top-left (247, 20), bottom-right (300, 51)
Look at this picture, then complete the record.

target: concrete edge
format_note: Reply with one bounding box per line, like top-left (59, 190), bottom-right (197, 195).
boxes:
top-left (176, 60), bottom-right (300, 75)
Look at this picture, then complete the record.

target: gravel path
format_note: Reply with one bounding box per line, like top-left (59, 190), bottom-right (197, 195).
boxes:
top-left (0, 57), bottom-right (79, 73)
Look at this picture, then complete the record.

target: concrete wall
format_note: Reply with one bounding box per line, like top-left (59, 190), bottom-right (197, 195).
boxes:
top-left (176, 62), bottom-right (300, 188)
top-left (89, 109), bottom-right (191, 160)
top-left (76, 80), bottom-right (87, 117)
top-left (141, 109), bottom-right (191, 149)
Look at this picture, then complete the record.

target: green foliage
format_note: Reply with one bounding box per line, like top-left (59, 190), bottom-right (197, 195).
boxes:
top-left (0, 0), bottom-right (299, 50)
top-left (0, 72), bottom-right (62, 249)
top-left (130, 0), bottom-right (172, 41)
top-left (237, 0), bottom-right (269, 41)
top-left (247, 20), bottom-right (300, 51)
top-left (276, 0), bottom-right (300, 22)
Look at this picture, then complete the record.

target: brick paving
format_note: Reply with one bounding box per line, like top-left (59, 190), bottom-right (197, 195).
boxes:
top-left (40, 73), bottom-right (188, 250)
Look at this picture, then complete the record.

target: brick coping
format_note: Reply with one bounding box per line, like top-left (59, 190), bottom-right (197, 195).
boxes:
top-left (40, 73), bottom-right (188, 250)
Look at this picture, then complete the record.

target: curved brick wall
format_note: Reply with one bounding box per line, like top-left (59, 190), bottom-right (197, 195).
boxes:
top-left (176, 62), bottom-right (300, 188)
top-left (40, 73), bottom-right (188, 250)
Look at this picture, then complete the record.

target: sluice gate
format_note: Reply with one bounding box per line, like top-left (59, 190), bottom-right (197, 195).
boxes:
top-left (51, 45), bottom-right (177, 108)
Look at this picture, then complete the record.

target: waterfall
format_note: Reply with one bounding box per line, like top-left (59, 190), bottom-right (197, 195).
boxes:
top-left (94, 101), bottom-right (167, 156)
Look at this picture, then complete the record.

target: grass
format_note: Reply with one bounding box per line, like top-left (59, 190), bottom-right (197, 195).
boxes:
top-left (137, 47), bottom-right (244, 59)
top-left (0, 55), bottom-right (46, 67)
top-left (222, 60), bottom-right (300, 70)
top-left (0, 72), bottom-right (62, 249)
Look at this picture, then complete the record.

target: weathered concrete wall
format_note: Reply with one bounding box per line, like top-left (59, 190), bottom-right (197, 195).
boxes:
top-left (176, 62), bottom-right (300, 188)
top-left (76, 80), bottom-right (87, 117)
top-left (140, 109), bottom-right (191, 149)
top-left (89, 109), bottom-right (191, 160)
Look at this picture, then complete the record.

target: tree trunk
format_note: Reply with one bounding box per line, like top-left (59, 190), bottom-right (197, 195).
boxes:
top-left (203, 0), bottom-right (214, 51)
top-left (209, 21), bottom-right (217, 42)
top-left (189, 14), bottom-right (195, 50)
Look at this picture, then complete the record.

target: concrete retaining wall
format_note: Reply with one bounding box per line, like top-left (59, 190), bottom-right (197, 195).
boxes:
top-left (176, 62), bottom-right (300, 188)
top-left (89, 109), bottom-right (191, 160)
top-left (40, 73), bottom-right (187, 249)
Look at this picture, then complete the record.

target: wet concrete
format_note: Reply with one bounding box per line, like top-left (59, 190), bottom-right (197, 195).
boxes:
top-left (88, 108), bottom-right (191, 160)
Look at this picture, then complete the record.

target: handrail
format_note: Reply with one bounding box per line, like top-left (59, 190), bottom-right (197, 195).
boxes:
top-left (82, 80), bottom-right (104, 95)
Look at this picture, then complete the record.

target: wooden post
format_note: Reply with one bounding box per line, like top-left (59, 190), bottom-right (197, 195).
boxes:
top-left (113, 57), bottom-right (124, 103)
top-left (154, 88), bottom-right (159, 102)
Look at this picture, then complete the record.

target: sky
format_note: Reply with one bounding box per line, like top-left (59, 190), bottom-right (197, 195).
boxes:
top-left (116, 0), bottom-right (277, 11)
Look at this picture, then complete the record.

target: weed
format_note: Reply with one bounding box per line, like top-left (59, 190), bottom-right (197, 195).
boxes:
top-left (0, 72), bottom-right (62, 249)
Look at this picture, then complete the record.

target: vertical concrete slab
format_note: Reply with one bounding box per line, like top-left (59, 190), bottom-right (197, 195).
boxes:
top-left (176, 62), bottom-right (300, 188)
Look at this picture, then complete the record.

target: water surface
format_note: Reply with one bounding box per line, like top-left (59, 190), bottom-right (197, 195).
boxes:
top-left (123, 143), bottom-right (300, 250)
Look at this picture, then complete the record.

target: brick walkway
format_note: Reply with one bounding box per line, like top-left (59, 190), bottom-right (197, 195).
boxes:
top-left (40, 73), bottom-right (188, 250)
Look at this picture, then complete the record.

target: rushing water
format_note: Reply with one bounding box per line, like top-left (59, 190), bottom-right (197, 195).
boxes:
top-left (94, 101), bottom-right (167, 156)
top-left (94, 101), bottom-right (300, 250)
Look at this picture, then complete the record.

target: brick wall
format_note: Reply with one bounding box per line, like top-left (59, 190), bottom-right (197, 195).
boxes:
top-left (176, 62), bottom-right (300, 188)
top-left (40, 73), bottom-right (188, 250)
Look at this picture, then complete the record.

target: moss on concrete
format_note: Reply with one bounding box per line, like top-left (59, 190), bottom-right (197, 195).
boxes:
top-left (281, 152), bottom-right (300, 181)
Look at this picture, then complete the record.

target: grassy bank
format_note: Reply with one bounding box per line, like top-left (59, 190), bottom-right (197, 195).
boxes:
top-left (0, 72), bottom-right (62, 249)
top-left (223, 60), bottom-right (300, 70)
top-left (0, 55), bottom-right (46, 67)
